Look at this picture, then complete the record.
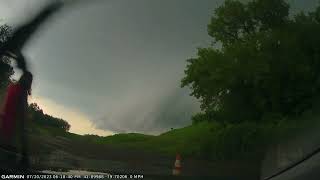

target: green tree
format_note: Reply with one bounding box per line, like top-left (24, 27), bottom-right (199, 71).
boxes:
top-left (182, 0), bottom-right (320, 123)
top-left (29, 103), bottom-right (71, 132)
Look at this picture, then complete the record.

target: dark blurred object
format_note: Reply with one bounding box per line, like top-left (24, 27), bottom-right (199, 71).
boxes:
top-left (0, 2), bottom-right (63, 169)
top-left (0, 2), bottom-right (63, 72)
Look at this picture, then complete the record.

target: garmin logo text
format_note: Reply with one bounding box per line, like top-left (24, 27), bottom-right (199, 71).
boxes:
top-left (1, 175), bottom-right (25, 179)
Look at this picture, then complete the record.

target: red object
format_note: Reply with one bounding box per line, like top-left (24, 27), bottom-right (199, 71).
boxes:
top-left (176, 154), bottom-right (181, 160)
top-left (173, 153), bottom-right (182, 175)
top-left (1, 83), bottom-right (24, 140)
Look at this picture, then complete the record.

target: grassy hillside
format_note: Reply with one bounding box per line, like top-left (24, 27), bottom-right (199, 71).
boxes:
top-left (3, 102), bottom-right (316, 164)
top-left (79, 117), bottom-right (318, 161)
top-left (0, 101), bottom-right (314, 179)
top-left (0, 85), bottom-right (316, 164)
top-left (89, 122), bottom-right (215, 157)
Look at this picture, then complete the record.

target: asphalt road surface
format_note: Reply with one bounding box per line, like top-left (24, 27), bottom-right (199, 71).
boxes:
top-left (264, 149), bottom-right (320, 180)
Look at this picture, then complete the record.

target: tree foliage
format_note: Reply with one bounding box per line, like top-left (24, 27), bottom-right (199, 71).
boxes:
top-left (29, 103), bottom-right (71, 132)
top-left (182, 0), bottom-right (320, 123)
top-left (0, 25), bottom-right (14, 89)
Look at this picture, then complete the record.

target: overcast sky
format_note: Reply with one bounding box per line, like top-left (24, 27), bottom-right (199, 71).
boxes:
top-left (0, 0), bottom-right (318, 136)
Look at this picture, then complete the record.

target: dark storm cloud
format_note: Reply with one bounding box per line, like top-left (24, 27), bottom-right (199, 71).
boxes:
top-left (23, 0), bottom-right (217, 134)
top-left (0, 0), bottom-right (318, 134)
top-left (96, 87), bottom-right (200, 134)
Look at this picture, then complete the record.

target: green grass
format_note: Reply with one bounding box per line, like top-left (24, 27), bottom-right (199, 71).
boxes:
top-left (28, 106), bottom-right (320, 162)
top-left (81, 114), bottom-right (319, 161)
top-left (91, 133), bottom-right (155, 144)
top-left (84, 121), bottom-right (254, 160)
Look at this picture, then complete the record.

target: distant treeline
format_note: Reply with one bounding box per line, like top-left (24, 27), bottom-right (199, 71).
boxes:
top-left (28, 103), bottom-right (70, 132)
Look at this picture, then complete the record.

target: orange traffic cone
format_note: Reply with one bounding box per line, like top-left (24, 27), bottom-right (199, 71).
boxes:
top-left (172, 154), bottom-right (181, 175)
